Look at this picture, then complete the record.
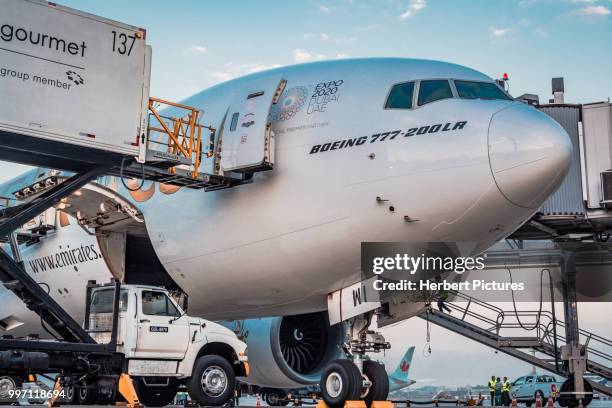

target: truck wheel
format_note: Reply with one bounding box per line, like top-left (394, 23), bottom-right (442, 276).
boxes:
top-left (187, 355), bottom-right (235, 406)
top-left (320, 359), bottom-right (362, 408)
top-left (534, 390), bottom-right (544, 405)
top-left (362, 360), bottom-right (389, 407)
top-left (63, 385), bottom-right (78, 405)
top-left (0, 376), bottom-right (22, 405)
top-left (134, 377), bottom-right (178, 407)
top-left (77, 383), bottom-right (98, 405)
top-left (264, 388), bottom-right (288, 406)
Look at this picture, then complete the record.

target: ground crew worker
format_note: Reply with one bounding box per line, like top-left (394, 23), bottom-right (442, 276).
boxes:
top-left (502, 376), bottom-right (511, 406)
top-left (488, 376), bottom-right (497, 406)
top-left (435, 276), bottom-right (452, 313)
top-left (494, 377), bottom-right (502, 406)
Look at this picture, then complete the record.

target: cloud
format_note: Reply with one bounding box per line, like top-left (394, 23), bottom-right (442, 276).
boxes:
top-left (212, 72), bottom-right (232, 81)
top-left (292, 49), bottom-right (326, 63)
top-left (303, 32), bottom-right (357, 43)
top-left (319, 5), bottom-right (331, 14)
top-left (335, 53), bottom-right (349, 59)
top-left (243, 63), bottom-right (283, 74)
top-left (185, 45), bottom-right (208, 55)
top-left (490, 26), bottom-right (512, 37)
top-left (533, 27), bottom-right (548, 38)
top-left (211, 63), bottom-right (284, 83)
top-left (575, 5), bottom-right (611, 15)
top-left (399, 0), bottom-right (427, 19)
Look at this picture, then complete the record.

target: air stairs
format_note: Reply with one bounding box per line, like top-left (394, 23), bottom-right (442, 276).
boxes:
top-left (418, 291), bottom-right (612, 397)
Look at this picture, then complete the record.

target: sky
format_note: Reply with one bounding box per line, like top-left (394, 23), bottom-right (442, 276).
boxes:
top-left (2, 0), bottom-right (611, 180)
top-left (1, 0), bottom-right (611, 388)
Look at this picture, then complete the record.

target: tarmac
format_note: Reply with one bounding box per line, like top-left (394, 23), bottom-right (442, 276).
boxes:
top-left (13, 404), bottom-right (612, 408)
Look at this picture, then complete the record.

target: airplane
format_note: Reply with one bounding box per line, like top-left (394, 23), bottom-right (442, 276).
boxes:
top-left (0, 57), bottom-right (572, 407)
top-left (388, 346), bottom-right (416, 392)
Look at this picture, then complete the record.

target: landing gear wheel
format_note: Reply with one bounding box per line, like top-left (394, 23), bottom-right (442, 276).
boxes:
top-left (320, 359), bottom-right (362, 408)
top-left (558, 376), bottom-right (593, 408)
top-left (187, 355), bottom-right (235, 406)
top-left (361, 360), bottom-right (389, 407)
top-left (0, 376), bottom-right (22, 405)
top-left (134, 377), bottom-right (178, 407)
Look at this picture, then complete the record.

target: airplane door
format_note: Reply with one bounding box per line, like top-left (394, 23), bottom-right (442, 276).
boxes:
top-left (134, 289), bottom-right (189, 361)
top-left (220, 76), bottom-right (286, 173)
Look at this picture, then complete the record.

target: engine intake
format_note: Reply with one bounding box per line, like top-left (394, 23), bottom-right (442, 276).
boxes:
top-left (228, 312), bottom-right (345, 388)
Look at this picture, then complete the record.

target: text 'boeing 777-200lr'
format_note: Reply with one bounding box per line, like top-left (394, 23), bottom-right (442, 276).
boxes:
top-left (0, 58), bottom-right (571, 407)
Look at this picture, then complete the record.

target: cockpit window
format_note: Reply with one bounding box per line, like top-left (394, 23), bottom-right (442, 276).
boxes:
top-left (417, 80), bottom-right (453, 106)
top-left (385, 82), bottom-right (415, 109)
top-left (454, 80), bottom-right (511, 100)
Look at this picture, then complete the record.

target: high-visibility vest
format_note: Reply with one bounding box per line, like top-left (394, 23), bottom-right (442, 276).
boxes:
top-left (503, 380), bottom-right (511, 392)
top-left (488, 379), bottom-right (497, 392)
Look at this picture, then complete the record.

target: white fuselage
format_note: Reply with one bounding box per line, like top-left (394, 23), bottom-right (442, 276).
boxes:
top-left (0, 58), bottom-right (571, 329)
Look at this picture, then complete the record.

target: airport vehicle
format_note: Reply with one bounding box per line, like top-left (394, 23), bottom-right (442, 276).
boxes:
top-left (0, 2), bottom-right (574, 405)
top-left (510, 374), bottom-right (564, 406)
top-left (0, 0), bottom-right (151, 162)
top-left (0, 280), bottom-right (248, 407)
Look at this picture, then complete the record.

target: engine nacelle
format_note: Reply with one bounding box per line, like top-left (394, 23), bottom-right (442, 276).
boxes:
top-left (223, 312), bottom-right (345, 388)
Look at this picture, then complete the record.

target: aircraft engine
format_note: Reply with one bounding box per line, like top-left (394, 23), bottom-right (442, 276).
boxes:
top-left (226, 312), bottom-right (346, 388)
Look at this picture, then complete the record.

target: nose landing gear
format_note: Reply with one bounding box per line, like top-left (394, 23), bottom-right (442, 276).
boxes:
top-left (320, 313), bottom-right (390, 408)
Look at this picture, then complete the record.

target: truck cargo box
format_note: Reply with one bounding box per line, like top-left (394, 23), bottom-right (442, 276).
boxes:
top-left (0, 0), bottom-right (151, 163)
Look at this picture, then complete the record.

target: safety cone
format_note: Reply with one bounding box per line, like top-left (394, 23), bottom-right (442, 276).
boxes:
top-left (535, 395), bottom-right (543, 407)
top-left (256, 394), bottom-right (261, 407)
top-left (546, 395), bottom-right (554, 408)
top-left (511, 396), bottom-right (518, 407)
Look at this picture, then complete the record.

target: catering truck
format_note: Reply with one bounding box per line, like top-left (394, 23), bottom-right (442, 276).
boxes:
top-left (0, 281), bottom-right (249, 407)
top-left (0, 0), bottom-right (151, 162)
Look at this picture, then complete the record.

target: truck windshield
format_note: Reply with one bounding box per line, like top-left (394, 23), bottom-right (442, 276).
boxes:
top-left (142, 290), bottom-right (180, 316)
top-left (90, 289), bottom-right (128, 313)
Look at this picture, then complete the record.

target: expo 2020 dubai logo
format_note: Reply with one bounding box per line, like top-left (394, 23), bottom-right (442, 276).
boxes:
top-left (271, 86), bottom-right (309, 122)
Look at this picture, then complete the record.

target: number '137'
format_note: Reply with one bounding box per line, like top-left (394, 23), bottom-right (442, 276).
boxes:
top-left (111, 31), bottom-right (136, 56)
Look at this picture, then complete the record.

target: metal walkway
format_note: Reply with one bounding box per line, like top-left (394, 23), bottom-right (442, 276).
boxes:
top-left (419, 292), bottom-right (612, 397)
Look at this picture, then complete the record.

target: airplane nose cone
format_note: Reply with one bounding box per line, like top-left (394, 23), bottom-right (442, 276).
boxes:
top-left (488, 104), bottom-right (572, 208)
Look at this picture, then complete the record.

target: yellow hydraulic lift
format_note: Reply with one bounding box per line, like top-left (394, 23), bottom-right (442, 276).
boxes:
top-left (147, 97), bottom-right (215, 179)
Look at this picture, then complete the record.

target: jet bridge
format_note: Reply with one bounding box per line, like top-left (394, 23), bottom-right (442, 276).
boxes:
top-left (512, 79), bottom-right (612, 241)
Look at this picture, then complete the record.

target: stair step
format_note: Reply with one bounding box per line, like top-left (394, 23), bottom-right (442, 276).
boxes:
top-left (498, 337), bottom-right (543, 348)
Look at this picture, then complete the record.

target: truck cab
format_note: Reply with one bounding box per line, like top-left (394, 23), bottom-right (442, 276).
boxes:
top-left (86, 282), bottom-right (248, 407)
